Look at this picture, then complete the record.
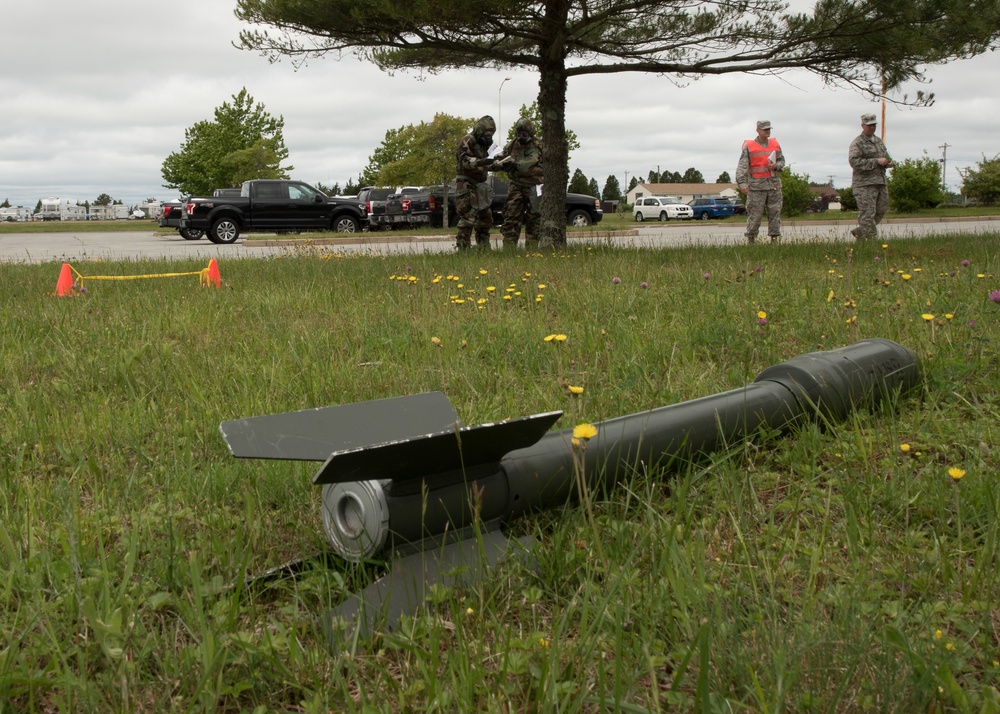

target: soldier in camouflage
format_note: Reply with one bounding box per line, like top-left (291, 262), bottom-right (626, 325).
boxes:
top-left (736, 119), bottom-right (785, 244)
top-left (500, 117), bottom-right (543, 247)
top-left (849, 113), bottom-right (895, 240)
top-left (454, 116), bottom-right (510, 250)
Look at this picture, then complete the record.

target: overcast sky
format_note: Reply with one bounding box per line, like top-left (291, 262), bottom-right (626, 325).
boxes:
top-left (1, 1), bottom-right (997, 208)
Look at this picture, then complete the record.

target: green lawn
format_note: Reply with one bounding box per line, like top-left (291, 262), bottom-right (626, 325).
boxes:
top-left (1, 234), bottom-right (998, 711)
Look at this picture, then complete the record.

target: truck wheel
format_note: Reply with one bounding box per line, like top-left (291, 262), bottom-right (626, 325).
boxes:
top-left (699, 212), bottom-right (710, 221)
top-left (210, 218), bottom-right (240, 244)
top-left (567, 210), bottom-right (592, 227)
top-left (333, 215), bottom-right (359, 233)
top-left (659, 211), bottom-right (669, 222)
top-left (635, 213), bottom-right (644, 222)
top-left (179, 228), bottom-right (203, 240)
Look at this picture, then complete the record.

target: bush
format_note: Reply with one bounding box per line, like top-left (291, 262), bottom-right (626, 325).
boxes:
top-left (779, 168), bottom-right (813, 216)
top-left (887, 156), bottom-right (943, 212)
top-left (839, 187), bottom-right (857, 211)
top-left (961, 154), bottom-right (1000, 205)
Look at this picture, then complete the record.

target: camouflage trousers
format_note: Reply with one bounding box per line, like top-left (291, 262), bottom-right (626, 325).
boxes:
top-left (745, 188), bottom-right (783, 242)
top-left (501, 183), bottom-right (541, 245)
top-left (455, 190), bottom-right (493, 249)
top-left (853, 184), bottom-right (888, 240)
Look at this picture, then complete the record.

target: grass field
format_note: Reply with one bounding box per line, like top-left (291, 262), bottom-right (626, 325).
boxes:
top-left (1, 233), bottom-right (998, 712)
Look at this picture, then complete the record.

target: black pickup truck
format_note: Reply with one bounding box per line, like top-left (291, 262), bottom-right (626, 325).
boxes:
top-left (385, 179), bottom-right (603, 229)
top-left (181, 180), bottom-right (368, 244)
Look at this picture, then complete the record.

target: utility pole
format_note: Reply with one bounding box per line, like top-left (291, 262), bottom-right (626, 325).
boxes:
top-left (827, 174), bottom-right (835, 187)
top-left (623, 171), bottom-right (629, 213)
top-left (939, 143), bottom-right (951, 193)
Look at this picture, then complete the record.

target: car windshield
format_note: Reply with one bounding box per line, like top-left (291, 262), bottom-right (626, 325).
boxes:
top-left (661, 198), bottom-right (683, 204)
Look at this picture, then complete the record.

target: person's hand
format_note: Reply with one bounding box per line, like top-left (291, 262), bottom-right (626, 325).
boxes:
top-left (739, 184), bottom-right (748, 193)
top-left (495, 156), bottom-right (514, 168)
top-left (478, 157), bottom-right (496, 167)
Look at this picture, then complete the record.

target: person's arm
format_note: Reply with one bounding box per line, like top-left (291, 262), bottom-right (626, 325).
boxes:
top-left (735, 144), bottom-right (750, 191)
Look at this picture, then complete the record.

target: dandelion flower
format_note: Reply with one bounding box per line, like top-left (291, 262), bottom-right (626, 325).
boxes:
top-left (544, 334), bottom-right (556, 342)
top-left (900, 443), bottom-right (911, 453)
top-left (949, 467), bottom-right (966, 480)
top-left (466, 607), bottom-right (474, 615)
top-left (431, 336), bottom-right (442, 346)
top-left (554, 334), bottom-right (567, 342)
top-left (945, 313), bottom-right (954, 320)
top-left (757, 310), bottom-right (767, 319)
top-left (568, 385), bottom-right (584, 395)
top-left (922, 313), bottom-right (934, 321)
top-left (902, 274), bottom-right (912, 281)
top-left (573, 423), bottom-right (598, 440)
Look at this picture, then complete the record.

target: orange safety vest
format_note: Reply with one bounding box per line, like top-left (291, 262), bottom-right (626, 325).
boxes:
top-left (744, 137), bottom-right (780, 179)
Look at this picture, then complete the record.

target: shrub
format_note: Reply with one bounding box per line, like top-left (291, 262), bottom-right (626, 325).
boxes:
top-left (887, 156), bottom-right (944, 212)
top-left (961, 154), bottom-right (1000, 205)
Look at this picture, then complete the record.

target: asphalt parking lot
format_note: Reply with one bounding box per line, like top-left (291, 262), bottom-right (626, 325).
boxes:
top-left (1, 217), bottom-right (997, 264)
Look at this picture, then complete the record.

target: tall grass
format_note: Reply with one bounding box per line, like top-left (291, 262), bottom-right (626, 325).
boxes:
top-left (0, 234), bottom-right (997, 712)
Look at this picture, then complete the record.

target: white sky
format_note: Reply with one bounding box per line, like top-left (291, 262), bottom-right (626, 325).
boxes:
top-left (1, 1), bottom-right (997, 207)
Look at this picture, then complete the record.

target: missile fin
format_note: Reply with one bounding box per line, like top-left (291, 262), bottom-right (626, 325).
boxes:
top-left (312, 410), bottom-right (563, 484)
top-left (219, 392), bottom-right (460, 461)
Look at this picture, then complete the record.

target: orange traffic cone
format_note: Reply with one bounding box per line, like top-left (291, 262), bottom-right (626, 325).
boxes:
top-left (55, 263), bottom-right (73, 296)
top-left (203, 258), bottom-right (222, 288)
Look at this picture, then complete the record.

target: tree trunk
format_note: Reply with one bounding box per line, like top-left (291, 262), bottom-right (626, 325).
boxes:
top-left (537, 0), bottom-right (571, 246)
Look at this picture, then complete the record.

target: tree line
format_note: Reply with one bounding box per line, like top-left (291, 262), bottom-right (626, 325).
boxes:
top-left (159, 89), bottom-right (1000, 214)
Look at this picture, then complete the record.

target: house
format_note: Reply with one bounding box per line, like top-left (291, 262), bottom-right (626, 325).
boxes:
top-left (626, 183), bottom-right (740, 206)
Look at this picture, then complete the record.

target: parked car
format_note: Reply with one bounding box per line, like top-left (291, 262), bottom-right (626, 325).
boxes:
top-left (731, 201), bottom-right (747, 215)
top-left (688, 197), bottom-right (736, 220)
top-left (633, 196), bottom-right (693, 221)
top-left (181, 180), bottom-right (367, 244)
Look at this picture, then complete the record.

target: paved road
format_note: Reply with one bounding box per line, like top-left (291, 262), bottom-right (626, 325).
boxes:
top-left (2, 217), bottom-right (997, 264)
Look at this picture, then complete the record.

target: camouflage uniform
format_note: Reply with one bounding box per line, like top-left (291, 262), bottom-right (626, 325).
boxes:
top-left (735, 120), bottom-right (785, 243)
top-left (849, 114), bottom-right (892, 240)
top-left (455, 116), bottom-right (498, 250)
top-left (501, 117), bottom-right (544, 247)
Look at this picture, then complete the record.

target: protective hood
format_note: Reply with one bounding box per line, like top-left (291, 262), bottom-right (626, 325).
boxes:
top-left (513, 117), bottom-right (535, 137)
top-left (472, 115), bottom-right (496, 139)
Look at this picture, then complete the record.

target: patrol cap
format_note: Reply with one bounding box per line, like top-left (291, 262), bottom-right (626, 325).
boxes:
top-left (756, 120), bottom-right (772, 130)
top-left (861, 113), bottom-right (877, 125)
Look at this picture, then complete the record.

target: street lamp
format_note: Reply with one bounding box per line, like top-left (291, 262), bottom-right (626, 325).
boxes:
top-left (498, 76), bottom-right (512, 145)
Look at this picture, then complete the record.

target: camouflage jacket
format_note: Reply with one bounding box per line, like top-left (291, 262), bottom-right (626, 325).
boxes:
top-left (456, 116), bottom-right (497, 184)
top-left (849, 133), bottom-right (891, 187)
top-left (503, 136), bottom-right (543, 186)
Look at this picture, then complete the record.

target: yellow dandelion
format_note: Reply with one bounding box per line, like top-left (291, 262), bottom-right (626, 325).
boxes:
top-left (934, 629), bottom-right (943, 640)
top-left (461, 339), bottom-right (468, 349)
top-left (477, 298), bottom-right (488, 305)
top-left (949, 467), bottom-right (966, 481)
top-left (479, 269), bottom-right (488, 275)
top-left (554, 334), bottom-right (567, 342)
top-left (535, 296), bottom-right (542, 303)
top-left (486, 286), bottom-right (496, 292)
top-left (431, 336), bottom-right (442, 346)
top-left (544, 334), bottom-right (556, 342)
top-left (922, 313), bottom-right (934, 321)
top-left (757, 310), bottom-right (767, 319)
top-left (568, 385), bottom-right (584, 395)
top-left (827, 290), bottom-right (835, 302)
top-left (902, 274), bottom-right (912, 281)
top-left (977, 273), bottom-right (985, 279)
top-left (945, 642), bottom-right (956, 651)
top-left (900, 443), bottom-right (911, 453)
top-left (571, 437), bottom-right (581, 447)
top-left (454, 299), bottom-right (466, 305)
top-left (882, 243), bottom-right (888, 249)
top-left (538, 283), bottom-right (547, 289)
top-left (573, 423), bottom-right (598, 440)
top-left (503, 295), bottom-right (512, 301)
top-left (945, 313), bottom-right (954, 319)
top-left (466, 607), bottom-right (474, 615)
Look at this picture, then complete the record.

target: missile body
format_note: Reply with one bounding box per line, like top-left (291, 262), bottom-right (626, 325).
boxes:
top-left (222, 338), bottom-right (920, 563)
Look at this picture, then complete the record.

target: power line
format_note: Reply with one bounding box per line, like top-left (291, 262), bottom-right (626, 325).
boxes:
top-left (939, 143), bottom-right (951, 193)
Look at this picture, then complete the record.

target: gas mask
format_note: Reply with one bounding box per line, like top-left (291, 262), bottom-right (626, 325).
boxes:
top-left (478, 134), bottom-right (494, 147)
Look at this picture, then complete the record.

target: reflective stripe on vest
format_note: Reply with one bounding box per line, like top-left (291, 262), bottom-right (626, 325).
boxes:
top-left (744, 138), bottom-right (780, 179)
